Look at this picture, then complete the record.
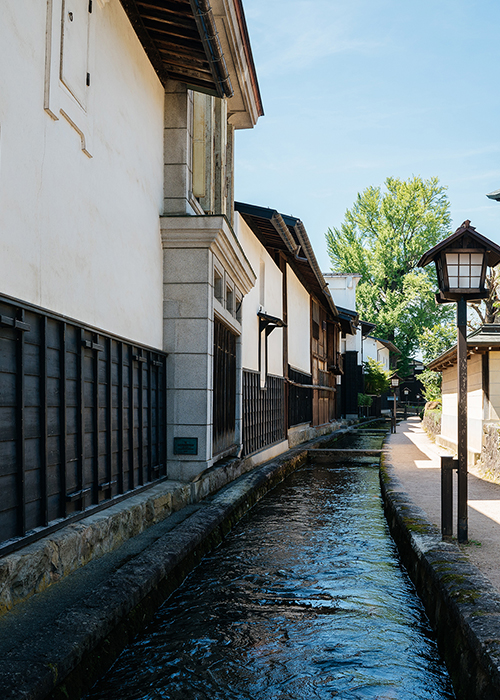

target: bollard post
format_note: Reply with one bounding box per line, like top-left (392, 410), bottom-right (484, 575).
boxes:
top-left (441, 455), bottom-right (458, 539)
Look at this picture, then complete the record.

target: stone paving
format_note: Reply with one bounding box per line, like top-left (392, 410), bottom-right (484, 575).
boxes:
top-left (386, 416), bottom-right (500, 594)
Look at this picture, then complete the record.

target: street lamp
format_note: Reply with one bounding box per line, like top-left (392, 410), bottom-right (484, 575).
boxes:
top-left (390, 372), bottom-right (401, 433)
top-left (403, 387), bottom-right (410, 418)
top-left (418, 220), bottom-right (500, 542)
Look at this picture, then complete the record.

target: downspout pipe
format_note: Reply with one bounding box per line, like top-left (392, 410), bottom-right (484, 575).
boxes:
top-left (294, 220), bottom-right (339, 317)
top-left (190, 0), bottom-right (234, 98)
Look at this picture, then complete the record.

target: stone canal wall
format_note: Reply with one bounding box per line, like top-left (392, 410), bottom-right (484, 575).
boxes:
top-left (0, 443), bottom-right (317, 700)
top-left (0, 419), bottom-right (355, 616)
top-left (380, 456), bottom-right (500, 700)
top-left (5, 420), bottom-right (496, 700)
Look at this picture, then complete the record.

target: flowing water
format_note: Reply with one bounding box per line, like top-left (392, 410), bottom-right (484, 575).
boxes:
top-left (85, 449), bottom-right (455, 699)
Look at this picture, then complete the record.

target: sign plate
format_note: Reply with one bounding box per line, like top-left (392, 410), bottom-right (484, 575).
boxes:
top-left (173, 437), bottom-right (198, 455)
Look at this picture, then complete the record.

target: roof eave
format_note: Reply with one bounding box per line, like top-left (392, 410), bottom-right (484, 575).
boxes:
top-left (119, 0), bottom-right (263, 121)
top-left (211, 0), bottom-right (263, 128)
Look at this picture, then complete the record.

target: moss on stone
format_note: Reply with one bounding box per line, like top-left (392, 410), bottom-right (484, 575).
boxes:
top-left (440, 572), bottom-right (466, 585)
top-left (401, 515), bottom-right (428, 534)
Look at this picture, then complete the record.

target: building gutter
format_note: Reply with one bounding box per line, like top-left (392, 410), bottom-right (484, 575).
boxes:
top-left (294, 220), bottom-right (339, 317)
top-left (271, 212), bottom-right (304, 258)
top-left (190, 0), bottom-right (234, 98)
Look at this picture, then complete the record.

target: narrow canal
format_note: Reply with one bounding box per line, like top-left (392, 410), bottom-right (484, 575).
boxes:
top-left (85, 444), bottom-right (455, 699)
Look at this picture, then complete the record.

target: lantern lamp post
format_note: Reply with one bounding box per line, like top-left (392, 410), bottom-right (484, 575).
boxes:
top-left (418, 221), bottom-right (500, 542)
top-left (390, 372), bottom-right (401, 433)
top-left (403, 387), bottom-right (410, 418)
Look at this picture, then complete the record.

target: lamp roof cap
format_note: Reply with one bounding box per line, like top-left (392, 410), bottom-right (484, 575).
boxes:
top-left (418, 221), bottom-right (500, 269)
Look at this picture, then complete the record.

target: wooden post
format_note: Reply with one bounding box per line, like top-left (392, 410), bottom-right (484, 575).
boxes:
top-left (457, 297), bottom-right (468, 543)
top-left (441, 455), bottom-right (456, 538)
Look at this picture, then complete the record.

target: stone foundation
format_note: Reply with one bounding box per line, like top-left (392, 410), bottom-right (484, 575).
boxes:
top-left (0, 420), bottom-right (354, 615)
top-left (475, 423), bottom-right (500, 483)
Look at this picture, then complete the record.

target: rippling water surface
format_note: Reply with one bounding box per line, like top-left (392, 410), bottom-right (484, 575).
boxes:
top-left (86, 461), bottom-right (455, 700)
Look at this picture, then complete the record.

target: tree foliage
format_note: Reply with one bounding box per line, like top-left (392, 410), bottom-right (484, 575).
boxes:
top-left (363, 357), bottom-right (391, 395)
top-left (419, 369), bottom-right (442, 403)
top-left (326, 176), bottom-right (454, 374)
top-left (419, 323), bottom-right (456, 364)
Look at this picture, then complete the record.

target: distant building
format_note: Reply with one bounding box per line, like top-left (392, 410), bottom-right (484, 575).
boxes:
top-left (236, 203), bottom-right (352, 455)
top-left (428, 325), bottom-right (500, 465)
top-left (323, 273), bottom-right (400, 417)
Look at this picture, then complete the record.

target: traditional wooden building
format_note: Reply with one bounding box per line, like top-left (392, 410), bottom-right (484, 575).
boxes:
top-left (235, 203), bottom-right (349, 458)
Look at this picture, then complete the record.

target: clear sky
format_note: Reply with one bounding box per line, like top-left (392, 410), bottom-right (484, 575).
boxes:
top-left (234, 0), bottom-right (500, 273)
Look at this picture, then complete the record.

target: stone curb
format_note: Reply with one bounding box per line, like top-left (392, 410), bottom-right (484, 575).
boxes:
top-left (0, 448), bottom-right (308, 700)
top-left (380, 452), bottom-right (500, 700)
top-left (0, 418), bottom-right (362, 616)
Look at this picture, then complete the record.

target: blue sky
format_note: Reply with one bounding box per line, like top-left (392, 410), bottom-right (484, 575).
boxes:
top-left (234, 0), bottom-right (500, 272)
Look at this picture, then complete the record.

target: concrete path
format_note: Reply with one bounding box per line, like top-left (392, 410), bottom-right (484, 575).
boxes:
top-left (386, 416), bottom-right (500, 594)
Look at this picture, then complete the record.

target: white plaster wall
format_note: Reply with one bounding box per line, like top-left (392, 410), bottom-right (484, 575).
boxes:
top-left (362, 338), bottom-right (390, 371)
top-left (377, 345), bottom-right (390, 371)
top-left (468, 354), bottom-right (483, 454)
top-left (287, 266), bottom-right (311, 375)
top-left (363, 337), bottom-right (378, 364)
top-left (267, 261), bottom-right (284, 377)
top-left (0, 0), bottom-right (164, 346)
top-left (236, 214), bottom-right (283, 375)
top-left (324, 274), bottom-right (360, 311)
top-left (345, 330), bottom-right (361, 355)
top-left (441, 357), bottom-right (483, 453)
top-left (490, 351), bottom-right (500, 421)
top-left (441, 366), bottom-right (457, 445)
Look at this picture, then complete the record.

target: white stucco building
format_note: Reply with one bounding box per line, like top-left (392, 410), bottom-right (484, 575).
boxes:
top-left (0, 0), bottom-right (263, 549)
top-left (236, 203), bottom-right (347, 456)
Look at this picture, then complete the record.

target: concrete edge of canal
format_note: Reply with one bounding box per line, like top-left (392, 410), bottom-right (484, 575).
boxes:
top-left (380, 454), bottom-right (500, 700)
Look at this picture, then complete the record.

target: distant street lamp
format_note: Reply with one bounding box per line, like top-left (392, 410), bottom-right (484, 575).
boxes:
top-left (390, 372), bottom-right (401, 434)
top-left (418, 220), bottom-right (500, 543)
top-left (403, 387), bottom-right (410, 418)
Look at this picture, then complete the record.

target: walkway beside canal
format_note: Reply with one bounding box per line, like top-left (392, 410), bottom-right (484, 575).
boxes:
top-left (386, 416), bottom-right (500, 594)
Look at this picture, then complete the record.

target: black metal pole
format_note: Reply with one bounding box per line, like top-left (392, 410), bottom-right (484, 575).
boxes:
top-left (457, 296), bottom-right (468, 543)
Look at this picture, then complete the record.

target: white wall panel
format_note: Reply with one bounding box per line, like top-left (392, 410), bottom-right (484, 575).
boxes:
top-left (287, 266), bottom-right (310, 375)
top-left (0, 0), bottom-right (164, 346)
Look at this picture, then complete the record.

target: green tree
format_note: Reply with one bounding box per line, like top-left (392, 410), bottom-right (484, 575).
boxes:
top-left (418, 323), bottom-right (457, 403)
top-left (419, 323), bottom-right (456, 364)
top-left (363, 357), bottom-right (391, 395)
top-left (326, 175), bottom-right (454, 374)
top-left (419, 369), bottom-right (442, 403)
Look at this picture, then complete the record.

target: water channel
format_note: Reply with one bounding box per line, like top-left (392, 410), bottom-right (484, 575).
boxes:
top-left (85, 429), bottom-right (456, 699)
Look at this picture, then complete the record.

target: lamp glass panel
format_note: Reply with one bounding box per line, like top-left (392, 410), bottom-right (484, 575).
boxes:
top-left (446, 251), bottom-right (484, 290)
top-left (445, 253), bottom-right (459, 288)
